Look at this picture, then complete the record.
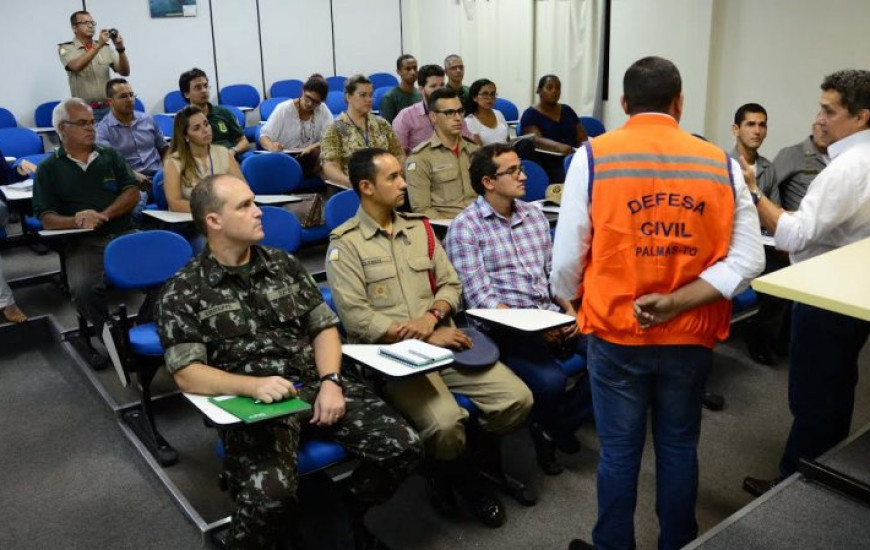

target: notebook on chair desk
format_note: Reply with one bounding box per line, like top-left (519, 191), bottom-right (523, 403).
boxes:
top-left (378, 339), bottom-right (454, 368)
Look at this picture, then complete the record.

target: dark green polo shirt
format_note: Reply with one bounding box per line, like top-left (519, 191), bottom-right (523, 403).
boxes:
top-left (207, 103), bottom-right (245, 149)
top-left (33, 144), bottom-right (139, 235)
top-left (379, 87), bottom-right (421, 123)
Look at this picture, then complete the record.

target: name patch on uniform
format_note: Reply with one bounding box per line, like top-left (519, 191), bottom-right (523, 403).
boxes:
top-left (198, 302), bottom-right (241, 320)
top-left (266, 285), bottom-right (298, 301)
top-left (361, 256), bottom-right (392, 267)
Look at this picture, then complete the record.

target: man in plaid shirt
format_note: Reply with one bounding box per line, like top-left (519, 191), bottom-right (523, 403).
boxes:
top-left (444, 143), bottom-right (590, 476)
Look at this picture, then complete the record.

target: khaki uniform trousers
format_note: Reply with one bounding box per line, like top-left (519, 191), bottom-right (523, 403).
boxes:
top-left (383, 360), bottom-right (533, 461)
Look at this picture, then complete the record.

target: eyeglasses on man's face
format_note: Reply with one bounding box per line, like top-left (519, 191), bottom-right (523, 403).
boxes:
top-left (493, 164), bottom-right (526, 179)
top-left (63, 119), bottom-right (96, 128)
top-left (75, 20), bottom-right (96, 27)
top-left (434, 108), bottom-right (465, 118)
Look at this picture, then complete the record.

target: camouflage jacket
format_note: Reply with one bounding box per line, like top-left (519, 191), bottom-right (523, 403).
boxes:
top-left (157, 245), bottom-right (338, 381)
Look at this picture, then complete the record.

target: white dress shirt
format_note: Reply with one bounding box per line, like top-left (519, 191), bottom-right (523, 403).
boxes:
top-left (774, 129), bottom-right (870, 263)
top-left (550, 116), bottom-right (765, 301)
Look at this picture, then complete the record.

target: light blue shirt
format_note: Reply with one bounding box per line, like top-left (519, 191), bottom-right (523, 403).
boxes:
top-left (96, 111), bottom-right (167, 175)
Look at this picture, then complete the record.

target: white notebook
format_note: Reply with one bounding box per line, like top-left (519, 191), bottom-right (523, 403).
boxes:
top-left (378, 339), bottom-right (454, 367)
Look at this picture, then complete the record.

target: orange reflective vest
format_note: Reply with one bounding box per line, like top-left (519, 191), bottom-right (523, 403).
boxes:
top-left (579, 114), bottom-right (735, 348)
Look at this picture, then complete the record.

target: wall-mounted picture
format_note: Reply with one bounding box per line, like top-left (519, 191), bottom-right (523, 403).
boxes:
top-left (150, 0), bottom-right (197, 18)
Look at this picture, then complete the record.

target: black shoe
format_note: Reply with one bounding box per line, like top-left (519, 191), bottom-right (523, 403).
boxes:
top-left (551, 429), bottom-right (582, 455)
top-left (568, 539), bottom-right (594, 550)
top-left (742, 476), bottom-right (778, 497)
top-left (354, 522), bottom-right (391, 550)
top-left (530, 423), bottom-right (564, 476)
top-left (702, 392), bottom-right (725, 411)
top-left (746, 336), bottom-right (775, 366)
top-left (455, 474), bottom-right (506, 528)
top-left (425, 472), bottom-right (460, 518)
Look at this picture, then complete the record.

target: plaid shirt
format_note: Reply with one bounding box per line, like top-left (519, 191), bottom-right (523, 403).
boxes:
top-left (445, 196), bottom-right (559, 311)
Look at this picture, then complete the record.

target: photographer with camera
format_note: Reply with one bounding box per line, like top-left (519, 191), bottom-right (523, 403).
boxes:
top-left (59, 11), bottom-right (130, 121)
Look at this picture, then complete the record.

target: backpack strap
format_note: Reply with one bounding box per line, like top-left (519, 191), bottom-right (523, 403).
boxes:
top-left (421, 218), bottom-right (437, 295)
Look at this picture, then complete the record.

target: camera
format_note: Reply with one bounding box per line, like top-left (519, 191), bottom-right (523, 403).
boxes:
top-left (108, 28), bottom-right (119, 40)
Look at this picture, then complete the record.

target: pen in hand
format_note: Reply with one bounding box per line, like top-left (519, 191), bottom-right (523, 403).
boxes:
top-left (254, 382), bottom-right (304, 404)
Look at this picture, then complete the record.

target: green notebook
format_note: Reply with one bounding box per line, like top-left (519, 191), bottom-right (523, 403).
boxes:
top-left (208, 395), bottom-right (311, 423)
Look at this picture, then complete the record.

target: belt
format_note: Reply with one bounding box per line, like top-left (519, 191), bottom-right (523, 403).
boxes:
top-left (88, 100), bottom-right (110, 109)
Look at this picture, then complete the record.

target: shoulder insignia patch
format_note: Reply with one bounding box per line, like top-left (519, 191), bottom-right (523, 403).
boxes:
top-left (328, 248), bottom-right (340, 262)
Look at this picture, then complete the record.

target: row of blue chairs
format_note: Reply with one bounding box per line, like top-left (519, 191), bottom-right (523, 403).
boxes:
top-left (0, 99), bottom-right (149, 130)
top-left (162, 72), bottom-right (400, 115)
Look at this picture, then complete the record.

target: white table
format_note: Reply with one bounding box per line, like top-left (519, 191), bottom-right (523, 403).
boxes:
top-left (38, 228), bottom-right (93, 237)
top-left (752, 236), bottom-right (870, 322)
top-left (324, 179), bottom-right (351, 191)
top-left (342, 344), bottom-right (453, 377)
top-left (4, 156), bottom-right (15, 164)
top-left (254, 194), bottom-right (303, 205)
top-left (143, 210), bottom-right (193, 223)
top-left (184, 393), bottom-right (243, 425)
top-left (466, 308), bottom-right (576, 332)
top-left (531, 199), bottom-right (560, 214)
top-left (1, 182), bottom-right (33, 201)
top-left (253, 149), bottom-right (304, 156)
top-left (28, 126), bottom-right (57, 135)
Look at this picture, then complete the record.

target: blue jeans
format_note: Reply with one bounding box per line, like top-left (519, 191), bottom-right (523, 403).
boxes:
top-left (588, 335), bottom-right (712, 550)
top-left (779, 303), bottom-right (870, 477)
top-left (497, 331), bottom-right (591, 439)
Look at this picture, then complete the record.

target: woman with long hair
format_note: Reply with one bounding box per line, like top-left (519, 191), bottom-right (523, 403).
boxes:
top-left (163, 105), bottom-right (243, 212)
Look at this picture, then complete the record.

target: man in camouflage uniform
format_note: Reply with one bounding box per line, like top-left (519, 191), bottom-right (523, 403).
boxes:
top-left (325, 148), bottom-right (533, 528)
top-left (157, 173), bottom-right (422, 550)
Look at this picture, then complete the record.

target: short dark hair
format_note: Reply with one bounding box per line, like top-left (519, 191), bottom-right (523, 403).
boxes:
top-left (622, 56), bottom-right (682, 115)
top-left (466, 78), bottom-right (495, 115)
top-left (536, 74), bottom-right (559, 93)
top-left (417, 64), bottom-right (445, 87)
top-left (179, 68), bottom-right (208, 100)
top-left (444, 54), bottom-right (462, 67)
top-left (396, 54), bottom-right (416, 71)
top-left (344, 74), bottom-right (372, 96)
top-left (190, 174), bottom-right (232, 236)
top-left (348, 147), bottom-right (390, 196)
top-left (105, 78), bottom-right (129, 99)
top-left (821, 70), bottom-right (870, 124)
top-left (427, 87), bottom-right (459, 112)
top-left (302, 76), bottom-right (328, 101)
top-left (469, 143), bottom-right (515, 195)
top-left (734, 103), bottom-right (767, 126)
top-left (70, 10), bottom-right (89, 26)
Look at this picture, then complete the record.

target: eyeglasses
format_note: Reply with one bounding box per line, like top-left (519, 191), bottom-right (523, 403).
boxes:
top-left (301, 94), bottom-right (323, 106)
top-left (493, 164), bottom-right (526, 179)
top-left (433, 108), bottom-right (465, 118)
top-left (62, 119), bottom-right (96, 128)
top-left (477, 91), bottom-right (498, 99)
top-left (75, 20), bottom-right (96, 27)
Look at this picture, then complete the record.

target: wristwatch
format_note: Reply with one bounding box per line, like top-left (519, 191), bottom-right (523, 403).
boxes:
top-left (428, 308), bottom-right (445, 322)
top-left (320, 372), bottom-right (344, 391)
top-left (750, 189), bottom-right (763, 205)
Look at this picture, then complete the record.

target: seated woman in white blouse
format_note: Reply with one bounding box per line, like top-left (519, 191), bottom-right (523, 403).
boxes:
top-left (259, 75), bottom-right (333, 175)
top-left (464, 78), bottom-right (509, 145)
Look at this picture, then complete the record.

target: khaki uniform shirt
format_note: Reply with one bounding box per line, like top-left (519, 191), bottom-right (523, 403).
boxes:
top-left (58, 38), bottom-right (119, 102)
top-left (406, 134), bottom-right (478, 219)
top-left (325, 208), bottom-right (462, 344)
